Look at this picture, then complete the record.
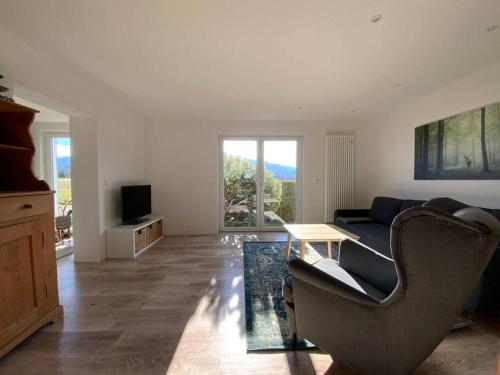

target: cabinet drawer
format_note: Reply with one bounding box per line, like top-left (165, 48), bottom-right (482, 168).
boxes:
top-left (134, 229), bottom-right (146, 254)
top-left (0, 194), bottom-right (52, 222)
top-left (145, 224), bottom-right (156, 245)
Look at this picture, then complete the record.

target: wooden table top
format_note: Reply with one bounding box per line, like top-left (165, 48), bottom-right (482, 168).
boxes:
top-left (283, 223), bottom-right (360, 241)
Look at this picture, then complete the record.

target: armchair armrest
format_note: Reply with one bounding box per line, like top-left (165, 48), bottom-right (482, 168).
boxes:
top-left (288, 259), bottom-right (380, 306)
top-left (333, 208), bottom-right (370, 222)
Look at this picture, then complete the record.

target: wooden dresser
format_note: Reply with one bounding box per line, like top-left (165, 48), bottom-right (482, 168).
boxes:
top-left (0, 191), bottom-right (63, 357)
top-left (0, 99), bottom-right (63, 358)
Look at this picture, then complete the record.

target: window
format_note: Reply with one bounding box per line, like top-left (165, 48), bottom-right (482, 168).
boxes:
top-left (220, 137), bottom-right (302, 230)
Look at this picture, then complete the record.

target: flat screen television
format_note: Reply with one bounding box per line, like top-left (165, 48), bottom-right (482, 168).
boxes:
top-left (121, 185), bottom-right (151, 224)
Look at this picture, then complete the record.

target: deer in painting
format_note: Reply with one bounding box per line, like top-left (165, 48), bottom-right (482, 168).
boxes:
top-left (463, 153), bottom-right (472, 168)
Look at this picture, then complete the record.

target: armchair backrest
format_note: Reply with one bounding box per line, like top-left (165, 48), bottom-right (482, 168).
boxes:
top-left (389, 206), bottom-right (500, 304)
top-left (384, 206), bottom-right (500, 362)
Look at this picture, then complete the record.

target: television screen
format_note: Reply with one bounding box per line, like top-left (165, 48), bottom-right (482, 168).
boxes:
top-left (121, 185), bottom-right (151, 223)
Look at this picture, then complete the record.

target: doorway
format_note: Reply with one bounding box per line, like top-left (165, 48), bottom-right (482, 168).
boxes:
top-left (15, 95), bottom-right (74, 259)
top-left (219, 137), bottom-right (302, 231)
top-left (47, 134), bottom-right (73, 255)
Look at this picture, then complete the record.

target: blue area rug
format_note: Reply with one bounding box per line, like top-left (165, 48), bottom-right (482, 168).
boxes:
top-left (243, 241), bottom-right (331, 351)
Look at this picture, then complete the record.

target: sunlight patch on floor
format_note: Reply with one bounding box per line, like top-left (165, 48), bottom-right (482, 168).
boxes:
top-left (231, 275), bottom-right (242, 287)
top-left (219, 234), bottom-right (259, 248)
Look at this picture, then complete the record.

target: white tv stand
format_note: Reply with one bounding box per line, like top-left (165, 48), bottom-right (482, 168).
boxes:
top-left (106, 215), bottom-right (164, 258)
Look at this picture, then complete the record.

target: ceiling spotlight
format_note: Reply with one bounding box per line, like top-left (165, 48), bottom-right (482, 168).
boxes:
top-left (485, 24), bottom-right (498, 32)
top-left (297, 107), bottom-right (303, 110)
top-left (370, 14), bottom-right (383, 23)
top-left (393, 82), bottom-right (402, 87)
top-left (351, 109), bottom-right (357, 113)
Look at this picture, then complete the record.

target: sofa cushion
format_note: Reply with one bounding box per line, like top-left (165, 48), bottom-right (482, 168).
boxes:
top-left (399, 199), bottom-right (425, 213)
top-left (339, 239), bottom-right (398, 295)
top-left (336, 216), bottom-right (375, 224)
top-left (334, 221), bottom-right (392, 258)
top-left (422, 197), bottom-right (469, 214)
top-left (312, 258), bottom-right (387, 301)
top-left (369, 197), bottom-right (403, 225)
top-left (454, 207), bottom-right (500, 233)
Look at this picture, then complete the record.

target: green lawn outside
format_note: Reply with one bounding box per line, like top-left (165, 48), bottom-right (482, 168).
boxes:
top-left (57, 177), bottom-right (72, 208)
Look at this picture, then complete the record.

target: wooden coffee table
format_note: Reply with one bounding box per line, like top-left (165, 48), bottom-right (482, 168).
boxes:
top-left (283, 224), bottom-right (360, 260)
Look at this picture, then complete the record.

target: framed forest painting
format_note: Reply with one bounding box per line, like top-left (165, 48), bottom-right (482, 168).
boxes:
top-left (415, 102), bottom-right (500, 180)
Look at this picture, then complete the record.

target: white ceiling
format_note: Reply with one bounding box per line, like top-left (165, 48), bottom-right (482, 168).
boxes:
top-left (1, 0), bottom-right (500, 123)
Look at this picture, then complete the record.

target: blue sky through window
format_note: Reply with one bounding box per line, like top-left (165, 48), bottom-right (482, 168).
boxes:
top-left (224, 140), bottom-right (297, 167)
top-left (56, 137), bottom-right (71, 157)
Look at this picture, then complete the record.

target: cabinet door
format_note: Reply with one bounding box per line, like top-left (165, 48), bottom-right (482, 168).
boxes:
top-left (0, 219), bottom-right (47, 347)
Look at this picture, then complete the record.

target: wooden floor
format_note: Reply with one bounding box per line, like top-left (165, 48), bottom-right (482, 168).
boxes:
top-left (0, 233), bottom-right (498, 374)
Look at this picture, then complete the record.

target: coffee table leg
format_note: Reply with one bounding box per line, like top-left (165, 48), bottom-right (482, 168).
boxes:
top-left (299, 240), bottom-right (305, 259)
top-left (286, 232), bottom-right (292, 259)
top-left (327, 241), bottom-right (332, 258)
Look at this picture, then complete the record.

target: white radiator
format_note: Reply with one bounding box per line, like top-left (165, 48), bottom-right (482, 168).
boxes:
top-left (324, 135), bottom-right (355, 222)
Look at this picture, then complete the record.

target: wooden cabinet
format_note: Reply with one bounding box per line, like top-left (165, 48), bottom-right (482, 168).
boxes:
top-left (0, 192), bottom-right (63, 358)
top-left (0, 99), bottom-right (62, 358)
top-left (107, 216), bottom-right (164, 258)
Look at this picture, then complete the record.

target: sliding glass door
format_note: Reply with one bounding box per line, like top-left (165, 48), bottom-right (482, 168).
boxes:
top-left (221, 139), bottom-right (259, 229)
top-left (262, 139), bottom-right (298, 228)
top-left (220, 137), bottom-right (301, 231)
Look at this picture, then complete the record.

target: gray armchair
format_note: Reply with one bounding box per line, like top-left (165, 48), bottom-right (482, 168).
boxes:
top-left (284, 206), bottom-right (500, 374)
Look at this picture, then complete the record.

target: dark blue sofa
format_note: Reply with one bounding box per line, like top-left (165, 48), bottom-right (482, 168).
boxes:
top-left (333, 196), bottom-right (500, 311)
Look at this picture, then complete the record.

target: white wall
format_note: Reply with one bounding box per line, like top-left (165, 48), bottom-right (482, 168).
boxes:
top-left (145, 120), bottom-right (357, 235)
top-left (70, 118), bottom-right (102, 261)
top-left (358, 62), bottom-right (500, 209)
top-left (1, 27), bottom-right (145, 261)
top-left (97, 117), bottom-right (145, 234)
